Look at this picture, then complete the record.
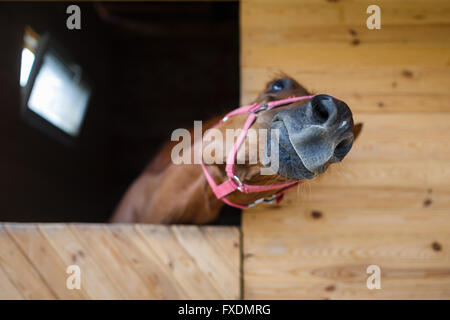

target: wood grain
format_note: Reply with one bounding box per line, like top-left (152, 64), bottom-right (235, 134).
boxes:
top-left (241, 0), bottom-right (450, 299)
top-left (40, 224), bottom-right (123, 299)
top-left (0, 225), bottom-right (56, 299)
top-left (136, 225), bottom-right (241, 299)
top-left (242, 68), bottom-right (450, 112)
top-left (0, 224), bottom-right (240, 300)
top-left (5, 224), bottom-right (87, 299)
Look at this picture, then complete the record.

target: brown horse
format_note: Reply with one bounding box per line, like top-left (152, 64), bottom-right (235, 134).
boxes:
top-left (110, 77), bottom-right (362, 224)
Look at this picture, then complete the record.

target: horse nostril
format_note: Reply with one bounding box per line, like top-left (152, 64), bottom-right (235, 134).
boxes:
top-left (310, 94), bottom-right (337, 125)
top-left (334, 137), bottom-right (353, 160)
top-left (315, 102), bottom-right (329, 123)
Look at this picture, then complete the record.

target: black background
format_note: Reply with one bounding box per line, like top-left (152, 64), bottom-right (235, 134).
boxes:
top-left (0, 2), bottom-right (240, 223)
top-left (0, 300), bottom-right (443, 318)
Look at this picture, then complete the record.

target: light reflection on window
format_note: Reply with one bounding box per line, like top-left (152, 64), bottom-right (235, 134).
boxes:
top-left (20, 47), bottom-right (35, 87)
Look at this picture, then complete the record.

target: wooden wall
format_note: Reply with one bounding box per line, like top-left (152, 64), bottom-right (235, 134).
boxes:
top-left (241, 0), bottom-right (450, 299)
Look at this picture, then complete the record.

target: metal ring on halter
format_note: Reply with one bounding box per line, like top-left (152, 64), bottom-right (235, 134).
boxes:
top-left (232, 175), bottom-right (243, 192)
top-left (253, 103), bottom-right (269, 115)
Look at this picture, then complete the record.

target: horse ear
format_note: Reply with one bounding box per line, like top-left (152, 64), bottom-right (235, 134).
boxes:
top-left (352, 123), bottom-right (363, 141)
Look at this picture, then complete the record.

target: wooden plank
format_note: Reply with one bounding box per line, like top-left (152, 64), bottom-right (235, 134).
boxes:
top-left (107, 224), bottom-right (187, 299)
top-left (0, 225), bottom-right (55, 299)
top-left (242, 67), bottom-right (450, 95)
top-left (172, 226), bottom-right (240, 299)
top-left (245, 279), bottom-right (450, 300)
top-left (202, 227), bottom-right (241, 272)
top-left (39, 224), bottom-right (123, 300)
top-left (0, 226), bottom-right (54, 298)
top-left (242, 45), bottom-right (450, 69)
top-left (278, 185), bottom-right (449, 210)
top-left (243, 187), bottom-right (450, 237)
top-left (136, 225), bottom-right (224, 299)
top-left (136, 225), bottom-right (240, 299)
top-left (0, 264), bottom-right (23, 300)
top-left (303, 160), bottom-right (448, 188)
top-left (347, 114), bottom-right (450, 161)
top-left (244, 234), bottom-right (450, 264)
top-left (243, 25), bottom-right (450, 46)
top-left (241, 0), bottom-right (450, 27)
top-left (241, 68), bottom-right (450, 113)
top-left (69, 224), bottom-right (156, 299)
top-left (5, 224), bottom-right (87, 299)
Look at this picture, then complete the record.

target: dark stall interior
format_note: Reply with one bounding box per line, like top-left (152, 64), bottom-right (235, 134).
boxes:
top-left (0, 2), bottom-right (240, 224)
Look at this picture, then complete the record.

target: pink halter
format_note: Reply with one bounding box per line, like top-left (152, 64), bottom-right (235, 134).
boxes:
top-left (200, 95), bottom-right (314, 209)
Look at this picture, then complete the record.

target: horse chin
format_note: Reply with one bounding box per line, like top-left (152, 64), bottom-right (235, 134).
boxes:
top-left (262, 122), bottom-right (316, 181)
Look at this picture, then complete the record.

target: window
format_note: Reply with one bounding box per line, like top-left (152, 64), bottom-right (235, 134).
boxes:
top-left (20, 26), bottom-right (39, 87)
top-left (27, 51), bottom-right (90, 136)
top-left (20, 28), bottom-right (92, 139)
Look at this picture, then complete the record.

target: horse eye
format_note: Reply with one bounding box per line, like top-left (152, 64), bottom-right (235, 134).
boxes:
top-left (271, 80), bottom-right (284, 91)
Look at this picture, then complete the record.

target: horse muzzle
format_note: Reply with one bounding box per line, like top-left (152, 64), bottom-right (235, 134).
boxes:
top-left (264, 94), bottom-right (355, 179)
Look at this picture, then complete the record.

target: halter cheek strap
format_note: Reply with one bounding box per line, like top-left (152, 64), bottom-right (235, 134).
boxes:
top-left (200, 95), bottom-right (314, 209)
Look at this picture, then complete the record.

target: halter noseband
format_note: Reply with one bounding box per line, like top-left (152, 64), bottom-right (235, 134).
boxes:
top-left (200, 95), bottom-right (314, 209)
